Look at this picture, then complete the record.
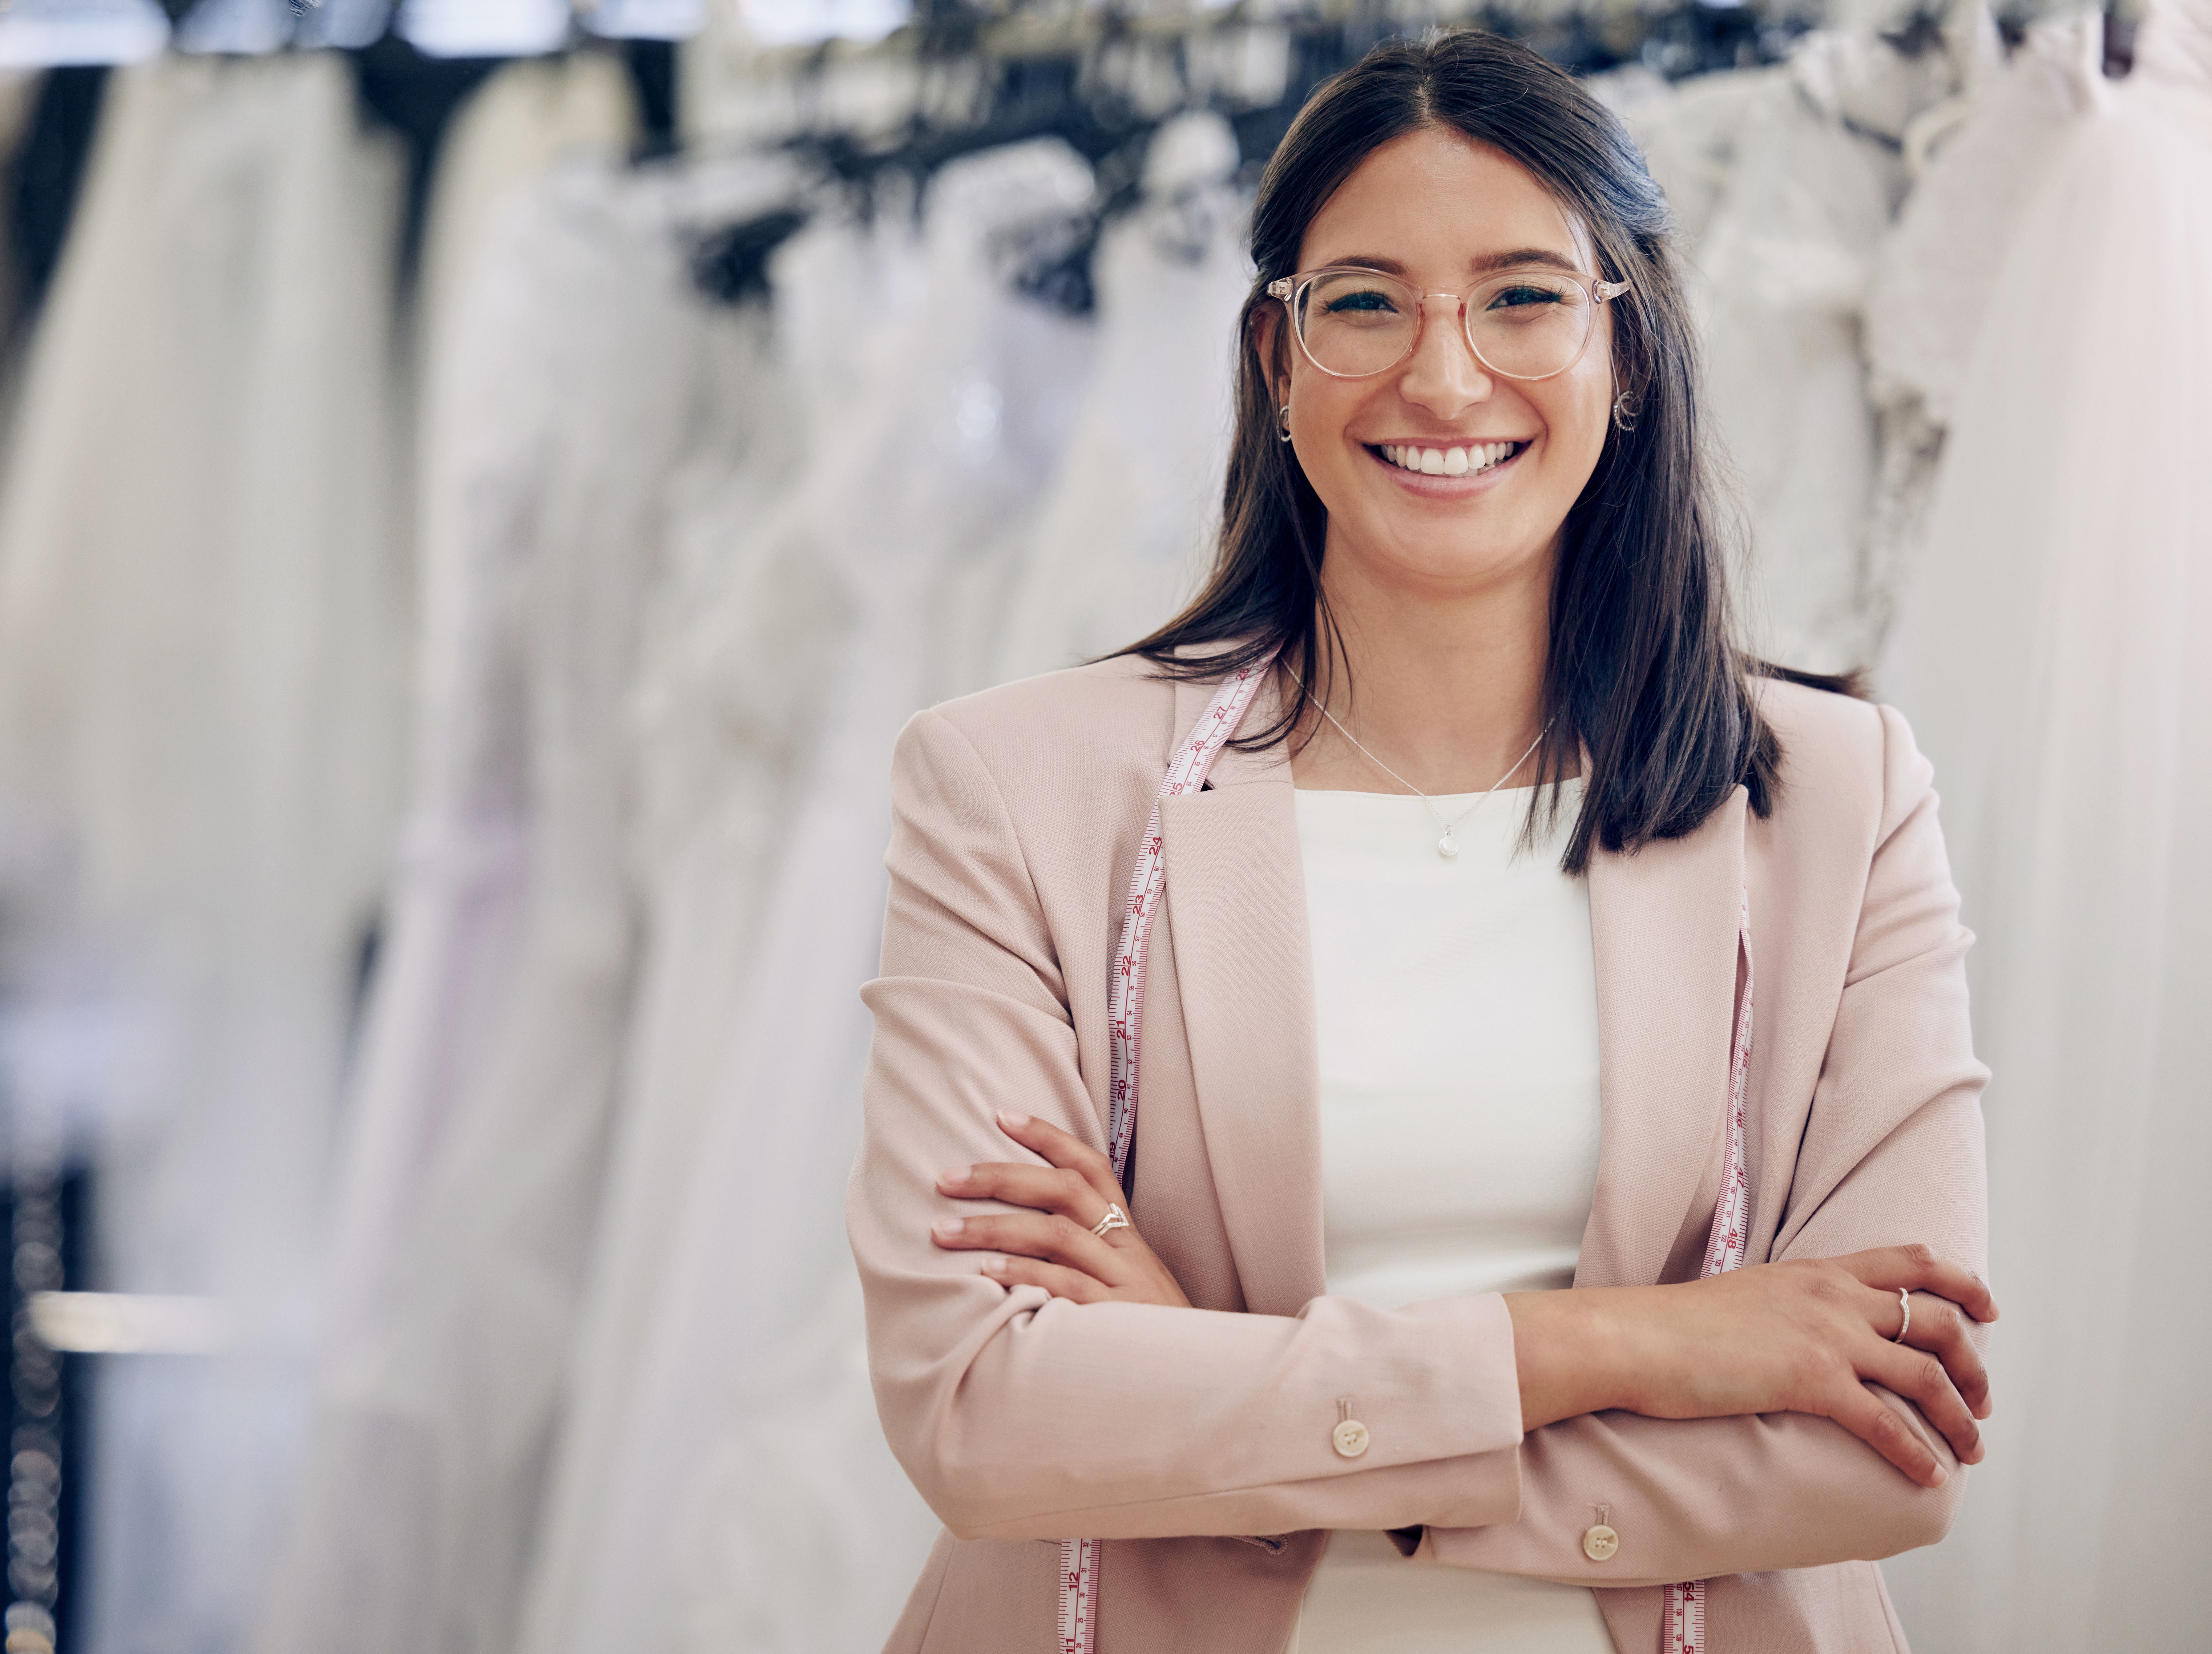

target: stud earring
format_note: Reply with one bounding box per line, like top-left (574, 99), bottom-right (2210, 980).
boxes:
top-left (1278, 403), bottom-right (1294, 443)
top-left (1611, 389), bottom-right (1640, 433)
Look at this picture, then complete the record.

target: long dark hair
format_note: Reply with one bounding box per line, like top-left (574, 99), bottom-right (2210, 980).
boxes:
top-left (1123, 28), bottom-right (1839, 873)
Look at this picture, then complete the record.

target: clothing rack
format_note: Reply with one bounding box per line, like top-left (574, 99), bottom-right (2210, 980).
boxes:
top-left (708, 0), bottom-right (1835, 156)
top-left (675, 0), bottom-right (1839, 316)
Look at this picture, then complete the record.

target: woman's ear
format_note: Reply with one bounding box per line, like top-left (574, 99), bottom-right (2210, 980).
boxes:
top-left (1251, 305), bottom-right (1288, 405)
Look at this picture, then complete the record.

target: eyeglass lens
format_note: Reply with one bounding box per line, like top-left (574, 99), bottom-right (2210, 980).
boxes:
top-left (1295, 269), bottom-right (1598, 381)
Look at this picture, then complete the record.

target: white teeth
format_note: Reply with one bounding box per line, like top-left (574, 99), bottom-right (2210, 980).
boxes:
top-left (1377, 441), bottom-right (1519, 474)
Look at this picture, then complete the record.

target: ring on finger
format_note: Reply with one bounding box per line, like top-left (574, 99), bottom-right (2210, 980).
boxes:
top-left (1091, 1203), bottom-right (1132, 1239)
top-left (1892, 1287), bottom-right (1912, 1344)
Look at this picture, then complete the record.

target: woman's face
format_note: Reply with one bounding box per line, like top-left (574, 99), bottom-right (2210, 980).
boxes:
top-left (1267, 126), bottom-right (1616, 601)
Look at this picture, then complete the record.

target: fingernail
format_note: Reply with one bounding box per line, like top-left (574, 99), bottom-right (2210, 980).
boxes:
top-left (935, 1166), bottom-right (971, 1189)
top-left (997, 1111), bottom-right (1031, 1130)
top-left (981, 1256), bottom-right (1007, 1276)
top-left (1928, 1465), bottom-right (1948, 1487)
top-left (932, 1219), bottom-right (964, 1238)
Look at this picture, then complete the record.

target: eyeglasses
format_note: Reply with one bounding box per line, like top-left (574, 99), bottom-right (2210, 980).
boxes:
top-left (1266, 265), bottom-right (1631, 383)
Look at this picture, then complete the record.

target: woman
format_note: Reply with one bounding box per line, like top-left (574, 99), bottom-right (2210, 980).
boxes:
top-left (850, 30), bottom-right (1992, 1654)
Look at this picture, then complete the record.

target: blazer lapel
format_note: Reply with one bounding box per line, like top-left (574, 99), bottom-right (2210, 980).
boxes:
top-left (1156, 675), bottom-right (1327, 1318)
top-left (1576, 786), bottom-right (1749, 1289)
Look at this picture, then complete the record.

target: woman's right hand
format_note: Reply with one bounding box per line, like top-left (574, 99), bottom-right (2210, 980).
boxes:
top-left (1506, 1246), bottom-right (1998, 1489)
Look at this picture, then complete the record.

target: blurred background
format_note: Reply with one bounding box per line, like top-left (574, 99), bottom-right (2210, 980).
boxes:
top-left (0, 0), bottom-right (2200, 1650)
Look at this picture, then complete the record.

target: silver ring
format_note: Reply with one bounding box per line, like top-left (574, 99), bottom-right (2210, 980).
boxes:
top-left (1091, 1203), bottom-right (1132, 1239)
top-left (1892, 1288), bottom-right (1912, 1344)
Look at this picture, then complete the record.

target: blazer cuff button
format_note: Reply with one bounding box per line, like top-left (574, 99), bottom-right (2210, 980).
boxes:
top-left (1581, 1524), bottom-right (1620, 1562)
top-left (1331, 1419), bottom-right (1370, 1459)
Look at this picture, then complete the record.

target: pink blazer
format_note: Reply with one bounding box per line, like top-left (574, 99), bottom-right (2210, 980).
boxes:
top-left (849, 657), bottom-right (1989, 1654)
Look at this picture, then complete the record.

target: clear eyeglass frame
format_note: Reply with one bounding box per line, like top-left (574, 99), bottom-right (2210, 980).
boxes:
top-left (1265, 266), bottom-right (1632, 383)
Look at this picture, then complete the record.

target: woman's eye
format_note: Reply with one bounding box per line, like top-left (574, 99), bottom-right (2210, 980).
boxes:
top-left (1487, 283), bottom-right (1568, 310)
top-left (1322, 289), bottom-right (1399, 314)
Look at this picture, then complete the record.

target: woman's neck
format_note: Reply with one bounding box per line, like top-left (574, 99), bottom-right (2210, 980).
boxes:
top-left (1289, 544), bottom-right (1560, 795)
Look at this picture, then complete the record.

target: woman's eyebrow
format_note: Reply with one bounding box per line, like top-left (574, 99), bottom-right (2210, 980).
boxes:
top-left (1472, 247), bottom-right (1584, 273)
top-left (1316, 248), bottom-right (1585, 276)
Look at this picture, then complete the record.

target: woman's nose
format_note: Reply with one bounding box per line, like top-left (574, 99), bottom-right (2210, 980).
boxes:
top-left (1395, 294), bottom-right (1493, 418)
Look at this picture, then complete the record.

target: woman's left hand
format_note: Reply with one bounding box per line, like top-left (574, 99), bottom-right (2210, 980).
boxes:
top-left (932, 1111), bottom-right (1192, 1309)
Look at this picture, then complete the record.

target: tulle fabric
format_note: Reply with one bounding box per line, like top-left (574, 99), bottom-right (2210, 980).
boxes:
top-left (1879, 4), bottom-right (2212, 1644)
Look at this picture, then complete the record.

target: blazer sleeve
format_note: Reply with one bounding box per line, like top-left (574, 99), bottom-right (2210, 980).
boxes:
top-left (1416, 703), bottom-right (1992, 1586)
top-left (849, 706), bottom-right (1528, 1543)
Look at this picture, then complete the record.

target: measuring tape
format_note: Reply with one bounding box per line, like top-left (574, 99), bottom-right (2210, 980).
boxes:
top-left (1058, 659), bottom-right (1271, 1654)
top-left (1661, 892), bottom-right (1756, 1654)
top-left (1054, 663), bottom-right (1756, 1654)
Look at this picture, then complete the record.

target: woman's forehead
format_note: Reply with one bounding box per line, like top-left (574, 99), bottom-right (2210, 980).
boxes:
top-left (1298, 127), bottom-right (1593, 276)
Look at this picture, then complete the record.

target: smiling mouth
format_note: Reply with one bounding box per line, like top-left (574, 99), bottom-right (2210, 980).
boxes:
top-left (1369, 440), bottom-right (1526, 478)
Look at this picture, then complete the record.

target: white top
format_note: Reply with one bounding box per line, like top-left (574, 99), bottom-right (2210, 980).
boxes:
top-left (1291, 779), bottom-right (1615, 1654)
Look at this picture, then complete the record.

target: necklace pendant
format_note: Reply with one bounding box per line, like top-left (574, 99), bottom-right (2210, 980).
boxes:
top-left (1437, 830), bottom-right (1459, 860)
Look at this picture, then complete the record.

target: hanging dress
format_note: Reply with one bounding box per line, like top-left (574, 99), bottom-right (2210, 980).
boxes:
top-left (412, 52), bottom-right (640, 378)
top-left (1880, 2), bottom-right (2212, 1647)
top-left (546, 139), bottom-right (1100, 1654)
top-left (0, 54), bottom-right (406, 1654)
top-left (256, 156), bottom-right (713, 1654)
top-left (992, 111), bottom-right (1250, 682)
top-left (1626, 27), bottom-right (1951, 672)
top-left (1859, 7), bottom-right (2107, 642)
top-left (514, 170), bottom-right (855, 1654)
top-left (304, 47), bottom-right (641, 1485)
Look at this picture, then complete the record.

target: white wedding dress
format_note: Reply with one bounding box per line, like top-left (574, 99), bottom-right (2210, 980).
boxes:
top-left (256, 157), bottom-right (725, 1654)
top-left (0, 54), bottom-right (406, 1654)
top-left (304, 52), bottom-right (640, 1466)
top-left (1860, 6), bottom-right (2108, 644)
top-left (514, 194), bottom-right (875, 1654)
top-left (1879, 2), bottom-right (2212, 1647)
top-left (1625, 22), bottom-right (1953, 673)
top-left (411, 52), bottom-right (640, 389)
top-left (532, 139), bottom-right (1099, 1654)
top-left (992, 111), bottom-right (1249, 681)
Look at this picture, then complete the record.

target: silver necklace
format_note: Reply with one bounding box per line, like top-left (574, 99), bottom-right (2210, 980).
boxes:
top-left (1299, 685), bottom-right (1551, 860)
